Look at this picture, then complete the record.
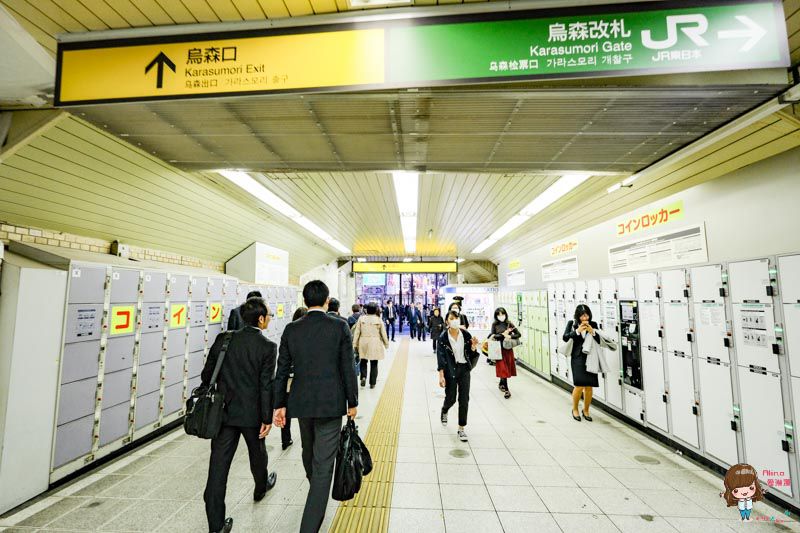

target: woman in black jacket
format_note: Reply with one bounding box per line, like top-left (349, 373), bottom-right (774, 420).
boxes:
top-left (489, 307), bottom-right (521, 399)
top-left (563, 304), bottom-right (600, 422)
top-left (437, 310), bottom-right (480, 442)
top-left (428, 307), bottom-right (445, 354)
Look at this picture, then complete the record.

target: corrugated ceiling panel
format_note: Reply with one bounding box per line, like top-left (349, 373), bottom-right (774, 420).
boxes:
top-left (0, 115), bottom-right (333, 275)
top-left (130, 0), bottom-right (176, 25)
top-left (232, 0), bottom-right (268, 18)
top-left (257, 0), bottom-right (290, 18)
top-left (492, 114), bottom-right (800, 263)
top-left (104, 0), bottom-right (153, 26)
top-left (207, 0), bottom-right (245, 20)
top-left (154, 0), bottom-right (197, 23)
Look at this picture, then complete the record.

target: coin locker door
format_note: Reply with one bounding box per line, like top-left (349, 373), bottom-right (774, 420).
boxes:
top-left (617, 276), bottom-right (636, 301)
top-left (698, 358), bottom-right (737, 466)
top-left (624, 389), bottom-right (644, 424)
top-left (548, 285), bottom-right (559, 377)
top-left (55, 265), bottom-right (105, 468)
top-left (575, 280), bottom-right (587, 305)
top-left (779, 255), bottom-right (800, 378)
top-left (738, 367), bottom-right (791, 497)
top-left (691, 265), bottom-right (730, 365)
top-left (564, 282), bottom-right (576, 322)
top-left (662, 269), bottom-right (699, 448)
top-left (638, 273), bottom-right (667, 431)
top-left (729, 259), bottom-right (779, 374)
top-left (165, 275), bottom-right (189, 416)
top-left (601, 278), bottom-right (622, 409)
top-left (587, 280), bottom-right (604, 400)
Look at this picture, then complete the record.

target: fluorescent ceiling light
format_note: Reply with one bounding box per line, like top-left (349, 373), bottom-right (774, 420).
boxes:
top-left (403, 257), bottom-right (413, 262)
top-left (219, 170), bottom-right (350, 254)
top-left (455, 257), bottom-right (466, 263)
top-left (607, 182), bottom-right (622, 193)
top-left (622, 174), bottom-right (639, 186)
top-left (347, 0), bottom-right (412, 8)
top-left (393, 171), bottom-right (419, 254)
top-left (472, 172), bottom-right (593, 254)
top-left (520, 173), bottom-right (592, 217)
top-left (356, 257), bottom-right (366, 262)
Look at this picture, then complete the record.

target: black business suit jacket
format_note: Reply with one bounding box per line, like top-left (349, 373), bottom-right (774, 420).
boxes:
top-left (275, 310), bottom-right (359, 418)
top-left (201, 327), bottom-right (276, 427)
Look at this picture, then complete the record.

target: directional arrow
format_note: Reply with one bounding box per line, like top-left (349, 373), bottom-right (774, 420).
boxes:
top-left (145, 51), bottom-right (176, 89)
top-left (718, 15), bottom-right (766, 52)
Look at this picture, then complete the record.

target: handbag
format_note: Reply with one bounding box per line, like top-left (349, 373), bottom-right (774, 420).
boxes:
top-left (332, 418), bottom-right (373, 501)
top-left (184, 331), bottom-right (233, 439)
top-left (503, 338), bottom-right (522, 349)
top-left (487, 340), bottom-right (503, 361)
top-left (557, 337), bottom-right (574, 357)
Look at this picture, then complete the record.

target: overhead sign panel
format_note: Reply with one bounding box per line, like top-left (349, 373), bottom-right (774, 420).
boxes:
top-left (55, 0), bottom-right (789, 106)
top-left (353, 262), bottom-right (457, 273)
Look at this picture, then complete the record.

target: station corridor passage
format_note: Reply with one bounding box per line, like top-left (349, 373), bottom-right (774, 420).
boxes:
top-left (2, 339), bottom-right (798, 533)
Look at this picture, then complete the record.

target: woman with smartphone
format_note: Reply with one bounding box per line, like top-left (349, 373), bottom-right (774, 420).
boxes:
top-left (563, 304), bottom-right (600, 421)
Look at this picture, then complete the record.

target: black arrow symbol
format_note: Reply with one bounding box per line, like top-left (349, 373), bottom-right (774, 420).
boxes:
top-left (145, 52), bottom-right (176, 89)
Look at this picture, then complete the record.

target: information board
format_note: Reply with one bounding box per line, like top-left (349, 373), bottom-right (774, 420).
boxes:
top-left (609, 224), bottom-right (708, 274)
top-left (542, 256), bottom-right (579, 282)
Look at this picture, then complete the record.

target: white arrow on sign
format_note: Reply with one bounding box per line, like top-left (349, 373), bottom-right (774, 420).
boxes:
top-left (718, 15), bottom-right (766, 52)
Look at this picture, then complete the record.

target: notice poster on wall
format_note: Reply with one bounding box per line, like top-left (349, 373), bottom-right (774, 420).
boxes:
top-left (507, 269), bottom-right (526, 287)
top-left (608, 224), bottom-right (708, 274)
top-left (541, 256), bottom-right (579, 282)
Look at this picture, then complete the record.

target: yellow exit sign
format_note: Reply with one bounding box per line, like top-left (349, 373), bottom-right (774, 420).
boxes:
top-left (56, 29), bottom-right (384, 105)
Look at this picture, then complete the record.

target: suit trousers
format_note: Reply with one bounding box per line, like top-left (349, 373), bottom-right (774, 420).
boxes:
top-left (359, 359), bottom-right (379, 386)
top-left (204, 425), bottom-right (269, 532)
top-left (386, 318), bottom-right (396, 340)
top-left (298, 416), bottom-right (342, 533)
top-left (281, 417), bottom-right (293, 446)
top-left (409, 322), bottom-right (417, 338)
top-left (416, 323), bottom-right (426, 341)
top-left (442, 363), bottom-right (471, 427)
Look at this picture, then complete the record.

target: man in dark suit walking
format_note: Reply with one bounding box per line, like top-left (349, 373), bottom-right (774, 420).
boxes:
top-left (273, 281), bottom-right (358, 533)
top-left (202, 297), bottom-right (278, 533)
top-left (226, 290), bottom-right (262, 331)
top-left (382, 299), bottom-right (397, 341)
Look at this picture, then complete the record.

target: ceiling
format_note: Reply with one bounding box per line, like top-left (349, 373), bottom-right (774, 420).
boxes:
top-left (73, 83), bottom-right (786, 173)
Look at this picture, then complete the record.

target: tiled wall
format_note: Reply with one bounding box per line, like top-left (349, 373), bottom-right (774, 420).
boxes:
top-left (0, 222), bottom-right (224, 272)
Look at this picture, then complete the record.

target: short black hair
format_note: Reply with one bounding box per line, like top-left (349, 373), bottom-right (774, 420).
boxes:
top-left (303, 280), bottom-right (329, 307)
top-left (352, 304), bottom-right (362, 313)
top-left (366, 302), bottom-right (379, 315)
top-left (241, 297), bottom-right (268, 327)
top-left (448, 302), bottom-right (461, 312)
top-left (328, 298), bottom-right (340, 313)
top-left (447, 310), bottom-right (460, 321)
top-left (292, 306), bottom-right (308, 321)
top-left (574, 304), bottom-right (593, 322)
top-left (246, 290), bottom-right (262, 299)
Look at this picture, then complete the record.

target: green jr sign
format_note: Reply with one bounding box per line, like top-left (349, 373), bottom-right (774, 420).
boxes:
top-left (387, 1), bottom-right (790, 84)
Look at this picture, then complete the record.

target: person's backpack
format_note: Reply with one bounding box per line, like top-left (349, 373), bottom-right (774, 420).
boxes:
top-left (184, 332), bottom-right (233, 439)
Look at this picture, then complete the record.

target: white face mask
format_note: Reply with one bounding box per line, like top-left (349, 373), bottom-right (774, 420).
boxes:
top-left (448, 319), bottom-right (461, 328)
top-left (498, 314), bottom-right (506, 322)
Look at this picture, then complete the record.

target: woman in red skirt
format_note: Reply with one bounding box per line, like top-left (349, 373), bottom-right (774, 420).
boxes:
top-left (490, 307), bottom-right (521, 399)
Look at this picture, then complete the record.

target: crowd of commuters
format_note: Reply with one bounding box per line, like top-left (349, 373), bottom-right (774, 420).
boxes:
top-left (201, 283), bottom-right (543, 532)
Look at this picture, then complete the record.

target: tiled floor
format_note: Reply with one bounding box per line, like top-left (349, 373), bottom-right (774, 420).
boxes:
top-left (2, 337), bottom-right (800, 532)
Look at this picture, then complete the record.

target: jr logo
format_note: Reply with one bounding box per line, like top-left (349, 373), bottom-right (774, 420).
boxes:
top-left (641, 14), bottom-right (709, 49)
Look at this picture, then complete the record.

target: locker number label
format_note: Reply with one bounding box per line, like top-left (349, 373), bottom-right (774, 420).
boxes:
top-left (170, 304), bottom-right (187, 329)
top-left (110, 305), bottom-right (136, 335)
top-left (209, 303), bottom-right (222, 324)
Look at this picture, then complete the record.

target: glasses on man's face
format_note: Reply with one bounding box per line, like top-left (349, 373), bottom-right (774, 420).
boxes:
top-left (266, 312), bottom-right (275, 318)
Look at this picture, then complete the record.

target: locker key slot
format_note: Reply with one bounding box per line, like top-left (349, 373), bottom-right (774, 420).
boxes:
top-left (730, 420), bottom-right (737, 431)
top-left (772, 344), bottom-right (780, 355)
top-left (723, 337), bottom-right (732, 348)
top-left (662, 394), bottom-right (667, 403)
top-left (658, 330), bottom-right (663, 338)
top-left (766, 286), bottom-right (774, 297)
top-left (683, 289), bottom-right (690, 298)
top-left (655, 290), bottom-right (660, 299)
top-left (692, 406), bottom-right (698, 416)
top-left (640, 413), bottom-right (644, 421)
top-left (782, 439), bottom-right (790, 452)
top-left (687, 332), bottom-right (693, 342)
top-left (719, 287), bottom-right (727, 297)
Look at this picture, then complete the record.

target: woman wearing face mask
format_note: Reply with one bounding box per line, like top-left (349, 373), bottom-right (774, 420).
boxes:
top-left (448, 301), bottom-right (469, 330)
top-left (489, 307), bottom-right (521, 399)
top-left (564, 304), bottom-right (600, 421)
top-left (437, 310), bottom-right (480, 442)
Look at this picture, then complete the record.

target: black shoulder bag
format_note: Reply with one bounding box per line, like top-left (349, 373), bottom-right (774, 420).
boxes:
top-left (184, 331), bottom-right (233, 439)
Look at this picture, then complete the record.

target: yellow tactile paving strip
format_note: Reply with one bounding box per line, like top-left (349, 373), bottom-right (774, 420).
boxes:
top-left (329, 340), bottom-right (409, 533)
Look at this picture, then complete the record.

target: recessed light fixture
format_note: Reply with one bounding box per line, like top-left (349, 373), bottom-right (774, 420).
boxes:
top-left (218, 170), bottom-right (351, 254)
top-left (356, 257), bottom-right (366, 263)
top-left (608, 173), bottom-right (639, 194)
top-left (455, 257), bottom-right (466, 263)
top-left (392, 171), bottom-right (419, 254)
top-left (472, 173), bottom-right (592, 254)
top-left (403, 257), bottom-right (413, 263)
top-left (607, 182), bottom-right (623, 194)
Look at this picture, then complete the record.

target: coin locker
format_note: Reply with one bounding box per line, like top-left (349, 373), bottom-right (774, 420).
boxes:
top-left (587, 280), bottom-right (605, 401)
top-left (601, 278), bottom-right (623, 409)
top-left (662, 268), bottom-right (699, 448)
top-left (691, 264), bottom-right (737, 466)
top-left (637, 272), bottom-right (668, 433)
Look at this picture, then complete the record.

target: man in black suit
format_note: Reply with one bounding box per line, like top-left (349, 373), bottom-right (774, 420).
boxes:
top-left (273, 281), bottom-right (358, 533)
top-left (202, 297), bottom-right (278, 533)
top-left (327, 298), bottom-right (348, 323)
top-left (226, 290), bottom-right (262, 331)
top-left (382, 299), bottom-right (397, 341)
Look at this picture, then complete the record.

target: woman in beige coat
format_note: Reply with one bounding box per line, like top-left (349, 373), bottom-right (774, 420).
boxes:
top-left (353, 302), bottom-right (389, 389)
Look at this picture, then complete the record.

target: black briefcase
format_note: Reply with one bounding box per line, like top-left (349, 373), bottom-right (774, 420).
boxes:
top-left (184, 332), bottom-right (233, 439)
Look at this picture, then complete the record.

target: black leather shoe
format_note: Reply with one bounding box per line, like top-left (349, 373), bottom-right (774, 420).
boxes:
top-left (254, 473), bottom-right (277, 502)
top-left (582, 413), bottom-right (593, 422)
top-left (370, 383), bottom-right (375, 389)
top-left (360, 378), bottom-right (366, 387)
top-left (571, 410), bottom-right (581, 422)
top-left (211, 517), bottom-right (233, 533)
top-left (282, 440), bottom-right (293, 450)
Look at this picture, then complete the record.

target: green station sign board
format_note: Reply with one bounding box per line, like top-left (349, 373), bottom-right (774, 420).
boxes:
top-left (56, 0), bottom-right (790, 105)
